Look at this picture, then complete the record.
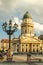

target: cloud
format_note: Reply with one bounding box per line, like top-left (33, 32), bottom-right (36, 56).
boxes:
top-left (12, 17), bottom-right (43, 35)
top-left (0, 0), bottom-right (43, 34)
top-left (34, 22), bottom-right (43, 31)
top-left (12, 17), bottom-right (22, 29)
top-left (0, 0), bottom-right (43, 39)
top-left (34, 22), bottom-right (43, 35)
top-left (0, 0), bottom-right (2, 6)
top-left (0, 0), bottom-right (43, 23)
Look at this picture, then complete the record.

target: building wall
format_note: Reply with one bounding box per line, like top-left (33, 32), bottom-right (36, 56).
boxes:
top-left (1, 42), bottom-right (13, 51)
top-left (13, 42), bottom-right (42, 53)
top-left (21, 18), bottom-right (34, 36)
top-left (0, 12), bottom-right (42, 54)
top-left (0, 42), bottom-right (3, 50)
top-left (18, 43), bottom-right (42, 53)
top-left (42, 40), bottom-right (43, 53)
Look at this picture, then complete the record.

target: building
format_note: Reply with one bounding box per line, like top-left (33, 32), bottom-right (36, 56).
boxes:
top-left (0, 42), bottom-right (3, 51)
top-left (38, 35), bottom-right (43, 53)
top-left (1, 39), bottom-right (13, 51)
top-left (0, 11), bottom-right (42, 53)
top-left (13, 11), bottom-right (42, 53)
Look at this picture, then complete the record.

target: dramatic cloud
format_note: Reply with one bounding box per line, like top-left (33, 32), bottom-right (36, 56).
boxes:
top-left (0, 0), bottom-right (43, 23)
top-left (0, 0), bottom-right (43, 39)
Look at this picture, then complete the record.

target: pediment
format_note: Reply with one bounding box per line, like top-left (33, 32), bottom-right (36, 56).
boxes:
top-left (20, 36), bottom-right (42, 43)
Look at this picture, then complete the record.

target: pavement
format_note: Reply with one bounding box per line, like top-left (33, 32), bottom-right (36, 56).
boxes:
top-left (0, 54), bottom-right (43, 62)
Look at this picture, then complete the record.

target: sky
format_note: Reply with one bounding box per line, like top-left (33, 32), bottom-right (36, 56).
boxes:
top-left (0, 0), bottom-right (43, 40)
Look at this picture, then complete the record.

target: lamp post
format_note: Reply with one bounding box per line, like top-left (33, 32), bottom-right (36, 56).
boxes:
top-left (2, 19), bottom-right (18, 61)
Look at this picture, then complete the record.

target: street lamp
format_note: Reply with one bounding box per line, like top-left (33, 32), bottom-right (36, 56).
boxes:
top-left (2, 19), bottom-right (18, 61)
top-left (27, 43), bottom-right (31, 63)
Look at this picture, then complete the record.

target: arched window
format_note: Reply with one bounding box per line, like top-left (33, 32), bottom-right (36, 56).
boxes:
top-left (17, 49), bottom-right (19, 52)
top-left (22, 48), bottom-right (24, 52)
top-left (33, 49), bottom-right (35, 52)
top-left (17, 44), bottom-right (19, 52)
top-left (33, 45), bottom-right (35, 47)
top-left (37, 45), bottom-right (38, 47)
top-left (37, 49), bottom-right (38, 52)
top-left (40, 47), bottom-right (42, 50)
top-left (26, 48), bottom-right (27, 52)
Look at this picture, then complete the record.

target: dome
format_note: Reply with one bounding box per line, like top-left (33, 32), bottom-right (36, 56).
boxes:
top-left (23, 11), bottom-right (32, 19)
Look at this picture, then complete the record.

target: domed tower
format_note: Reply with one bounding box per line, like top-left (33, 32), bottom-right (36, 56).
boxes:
top-left (21, 11), bottom-right (34, 36)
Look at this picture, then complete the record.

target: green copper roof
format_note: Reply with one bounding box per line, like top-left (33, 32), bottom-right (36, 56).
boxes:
top-left (23, 11), bottom-right (32, 19)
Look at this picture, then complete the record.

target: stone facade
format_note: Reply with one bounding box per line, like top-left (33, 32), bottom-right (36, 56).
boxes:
top-left (13, 11), bottom-right (42, 53)
top-left (1, 39), bottom-right (13, 51)
top-left (0, 11), bottom-right (42, 53)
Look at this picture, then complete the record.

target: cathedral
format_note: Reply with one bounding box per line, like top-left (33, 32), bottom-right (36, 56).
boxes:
top-left (13, 11), bottom-right (42, 53)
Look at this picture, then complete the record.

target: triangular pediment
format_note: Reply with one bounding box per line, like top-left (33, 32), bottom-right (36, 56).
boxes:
top-left (20, 36), bottom-right (42, 43)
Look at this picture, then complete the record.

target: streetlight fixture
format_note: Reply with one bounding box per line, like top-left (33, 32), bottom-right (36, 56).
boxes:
top-left (2, 19), bottom-right (18, 61)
